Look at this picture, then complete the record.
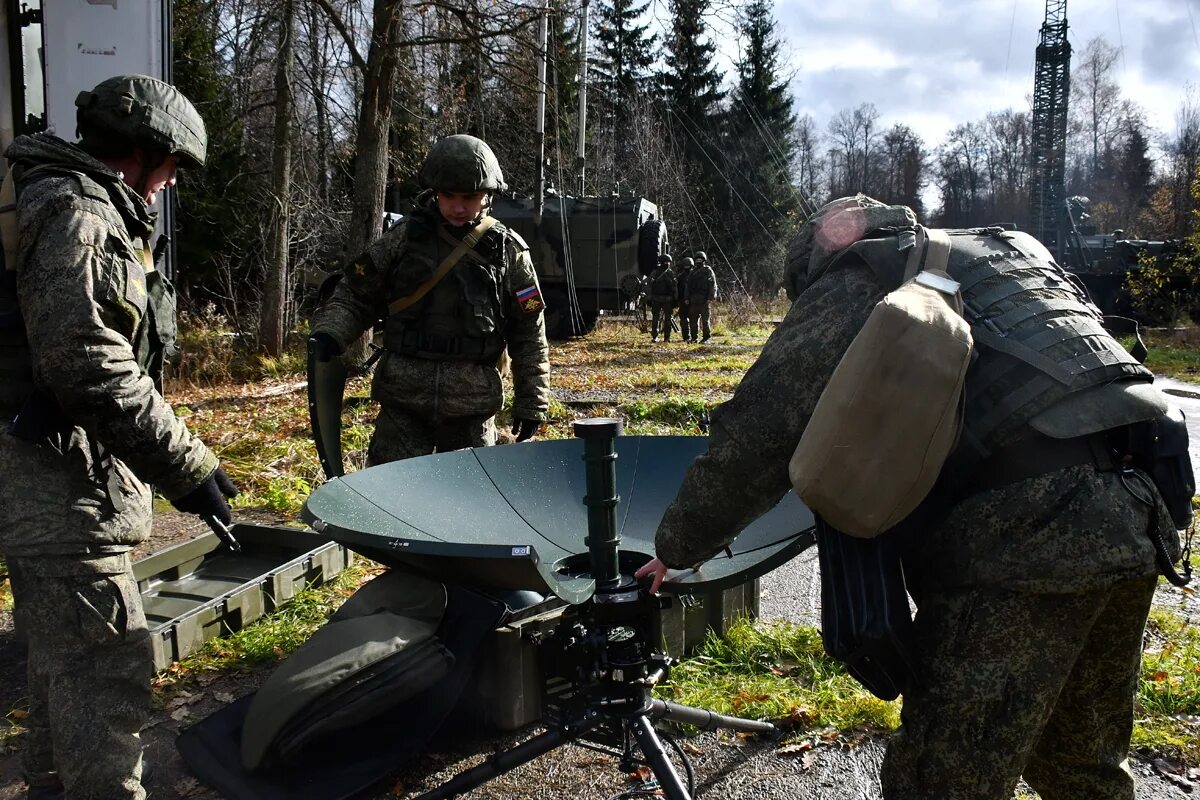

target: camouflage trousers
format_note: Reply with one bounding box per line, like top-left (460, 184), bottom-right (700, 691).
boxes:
top-left (880, 575), bottom-right (1157, 800)
top-left (650, 302), bottom-right (675, 340)
top-left (686, 302), bottom-right (711, 341)
top-left (8, 555), bottom-right (151, 800)
top-left (367, 403), bottom-right (496, 466)
top-left (677, 304), bottom-right (692, 342)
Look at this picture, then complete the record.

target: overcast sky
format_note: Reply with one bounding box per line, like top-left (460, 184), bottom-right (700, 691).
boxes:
top-left (762, 0), bottom-right (1200, 150)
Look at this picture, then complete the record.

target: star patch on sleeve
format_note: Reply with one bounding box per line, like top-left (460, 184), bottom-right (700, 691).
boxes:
top-left (515, 284), bottom-right (544, 315)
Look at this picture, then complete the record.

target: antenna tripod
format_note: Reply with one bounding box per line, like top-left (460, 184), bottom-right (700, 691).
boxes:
top-left (413, 419), bottom-right (777, 800)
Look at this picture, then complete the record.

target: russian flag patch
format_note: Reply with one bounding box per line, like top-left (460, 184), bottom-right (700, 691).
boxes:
top-left (515, 284), bottom-right (544, 314)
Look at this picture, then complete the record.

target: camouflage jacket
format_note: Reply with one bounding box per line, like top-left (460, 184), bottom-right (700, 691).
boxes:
top-left (0, 134), bottom-right (217, 558)
top-left (654, 262), bottom-right (1176, 593)
top-left (675, 268), bottom-right (693, 305)
top-left (649, 268), bottom-right (676, 304)
top-left (686, 265), bottom-right (717, 303)
top-left (313, 196), bottom-right (551, 421)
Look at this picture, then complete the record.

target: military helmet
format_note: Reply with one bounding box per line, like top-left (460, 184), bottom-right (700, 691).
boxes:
top-left (418, 134), bottom-right (507, 193)
top-left (682, 257), bottom-right (695, 267)
top-left (695, 251), bottom-right (708, 262)
top-left (659, 254), bottom-right (673, 264)
top-left (75, 75), bottom-right (207, 168)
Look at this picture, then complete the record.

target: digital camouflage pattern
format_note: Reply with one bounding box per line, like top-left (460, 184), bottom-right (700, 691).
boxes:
top-left (675, 263), bottom-right (694, 342)
top-left (367, 405), bottom-right (495, 465)
top-left (313, 192), bottom-right (549, 461)
top-left (9, 555), bottom-right (151, 800)
top-left (880, 576), bottom-right (1156, 800)
top-left (416, 134), bottom-right (506, 194)
top-left (654, 253), bottom-right (1178, 797)
top-left (0, 133), bottom-right (217, 554)
top-left (0, 131), bottom-right (215, 800)
top-left (649, 266), bottom-right (676, 341)
top-left (685, 263), bottom-right (717, 342)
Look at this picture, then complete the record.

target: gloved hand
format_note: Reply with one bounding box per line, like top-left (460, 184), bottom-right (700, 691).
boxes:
top-left (512, 417), bottom-right (541, 443)
top-left (172, 466), bottom-right (239, 526)
top-left (308, 332), bottom-right (343, 362)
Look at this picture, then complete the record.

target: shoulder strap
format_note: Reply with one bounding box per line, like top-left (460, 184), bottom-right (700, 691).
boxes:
top-left (387, 215), bottom-right (497, 315)
top-left (902, 226), bottom-right (952, 282)
top-left (1, 168), bottom-right (18, 273)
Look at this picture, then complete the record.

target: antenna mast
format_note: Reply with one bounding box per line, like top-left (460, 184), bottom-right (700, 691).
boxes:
top-left (576, 0), bottom-right (589, 195)
top-left (1030, 0), bottom-right (1071, 255)
top-left (534, 5), bottom-right (548, 227)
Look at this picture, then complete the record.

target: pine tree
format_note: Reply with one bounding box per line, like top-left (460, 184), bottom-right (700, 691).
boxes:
top-left (589, 0), bottom-right (657, 170)
top-left (722, 0), bottom-right (796, 292)
top-left (660, 0), bottom-right (724, 163)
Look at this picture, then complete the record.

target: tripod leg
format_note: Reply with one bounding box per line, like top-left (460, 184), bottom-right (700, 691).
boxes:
top-left (648, 699), bottom-right (776, 735)
top-left (630, 715), bottom-right (691, 800)
top-left (412, 716), bottom-right (601, 800)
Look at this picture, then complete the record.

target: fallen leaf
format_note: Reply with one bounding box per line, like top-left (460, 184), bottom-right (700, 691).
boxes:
top-left (170, 707), bottom-right (191, 722)
top-left (627, 765), bottom-right (652, 782)
top-left (213, 691), bottom-right (236, 704)
top-left (8, 709), bottom-right (29, 720)
top-left (777, 741), bottom-right (814, 756)
top-left (1150, 671), bottom-right (1170, 682)
top-left (173, 777), bottom-right (201, 796)
top-left (389, 779), bottom-right (407, 796)
top-left (802, 751), bottom-right (817, 771)
top-left (681, 742), bottom-right (703, 756)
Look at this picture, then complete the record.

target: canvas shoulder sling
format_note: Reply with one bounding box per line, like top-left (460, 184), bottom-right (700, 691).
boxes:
top-left (387, 215), bottom-right (497, 315)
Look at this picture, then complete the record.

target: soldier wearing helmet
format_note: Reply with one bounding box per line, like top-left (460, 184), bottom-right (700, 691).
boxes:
top-left (648, 254), bottom-right (676, 342)
top-left (311, 135), bottom-right (550, 462)
top-left (685, 251), bottom-right (718, 343)
top-left (675, 257), bottom-right (695, 343)
top-left (0, 75), bottom-right (234, 799)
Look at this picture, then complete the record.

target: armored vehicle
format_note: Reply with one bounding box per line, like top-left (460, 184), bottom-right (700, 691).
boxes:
top-left (490, 195), bottom-right (668, 339)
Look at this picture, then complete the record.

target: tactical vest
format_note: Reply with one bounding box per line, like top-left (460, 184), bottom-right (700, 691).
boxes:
top-left (383, 211), bottom-right (507, 363)
top-left (0, 165), bottom-right (175, 419)
top-left (835, 226), bottom-right (1157, 455)
top-left (650, 268), bottom-right (675, 302)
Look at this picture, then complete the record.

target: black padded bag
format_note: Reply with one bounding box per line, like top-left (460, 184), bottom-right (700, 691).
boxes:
top-left (816, 519), bottom-right (920, 701)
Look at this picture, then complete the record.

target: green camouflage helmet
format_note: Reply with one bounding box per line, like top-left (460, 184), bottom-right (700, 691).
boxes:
top-left (682, 257), bottom-right (695, 267)
top-left (418, 135), bottom-right (507, 193)
top-left (695, 251), bottom-right (707, 262)
top-left (659, 254), bottom-right (673, 264)
top-left (75, 74), bottom-right (207, 168)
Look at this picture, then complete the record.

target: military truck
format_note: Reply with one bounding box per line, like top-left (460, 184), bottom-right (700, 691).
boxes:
top-left (490, 194), bottom-right (668, 339)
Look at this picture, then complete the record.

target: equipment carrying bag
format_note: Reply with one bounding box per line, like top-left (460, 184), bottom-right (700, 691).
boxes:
top-left (815, 520), bottom-right (919, 701)
top-left (789, 226), bottom-right (973, 538)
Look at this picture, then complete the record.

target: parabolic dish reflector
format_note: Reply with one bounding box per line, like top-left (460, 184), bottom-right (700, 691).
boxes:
top-left (302, 436), bottom-right (815, 604)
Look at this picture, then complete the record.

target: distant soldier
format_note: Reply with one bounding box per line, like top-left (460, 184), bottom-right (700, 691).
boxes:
top-left (676, 257), bottom-right (695, 343)
top-left (0, 75), bottom-right (236, 800)
top-left (649, 254), bottom-right (676, 342)
top-left (686, 251), bottom-right (717, 343)
top-left (310, 135), bottom-right (550, 462)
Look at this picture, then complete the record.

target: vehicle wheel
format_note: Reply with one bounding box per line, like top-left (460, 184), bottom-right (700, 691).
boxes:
top-left (638, 219), bottom-right (668, 276)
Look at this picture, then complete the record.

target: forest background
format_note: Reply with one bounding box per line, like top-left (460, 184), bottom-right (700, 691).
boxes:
top-left (169, 0), bottom-right (1200, 356)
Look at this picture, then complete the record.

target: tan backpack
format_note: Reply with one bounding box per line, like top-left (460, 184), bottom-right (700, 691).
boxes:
top-left (788, 227), bottom-right (973, 537)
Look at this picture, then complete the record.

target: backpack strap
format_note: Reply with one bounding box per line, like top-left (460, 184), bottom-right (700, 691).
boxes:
top-left (902, 226), bottom-right (952, 282)
top-left (387, 215), bottom-right (497, 315)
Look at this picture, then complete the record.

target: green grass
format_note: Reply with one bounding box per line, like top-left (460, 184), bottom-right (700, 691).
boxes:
top-left (660, 619), bottom-right (900, 737)
top-left (1122, 329), bottom-right (1200, 380)
top-left (1134, 608), bottom-right (1200, 763)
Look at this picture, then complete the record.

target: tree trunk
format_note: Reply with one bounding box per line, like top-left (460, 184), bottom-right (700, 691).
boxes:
top-left (259, 0), bottom-right (295, 357)
top-left (343, 0), bottom-right (403, 367)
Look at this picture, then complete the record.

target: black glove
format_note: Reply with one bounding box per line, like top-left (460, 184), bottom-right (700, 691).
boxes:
top-left (308, 332), bottom-right (343, 363)
top-left (172, 466), bottom-right (239, 526)
top-left (512, 417), bottom-right (541, 443)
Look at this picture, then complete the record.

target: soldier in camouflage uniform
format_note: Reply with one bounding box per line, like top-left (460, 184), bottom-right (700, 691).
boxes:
top-left (685, 251), bottom-right (717, 342)
top-left (675, 257), bottom-right (694, 343)
top-left (0, 76), bottom-right (237, 800)
top-left (648, 254), bottom-right (676, 342)
top-left (310, 135), bottom-right (550, 463)
top-left (637, 196), bottom-right (1183, 800)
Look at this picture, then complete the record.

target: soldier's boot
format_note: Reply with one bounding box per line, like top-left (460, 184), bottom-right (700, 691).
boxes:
top-left (651, 335), bottom-right (657, 342)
